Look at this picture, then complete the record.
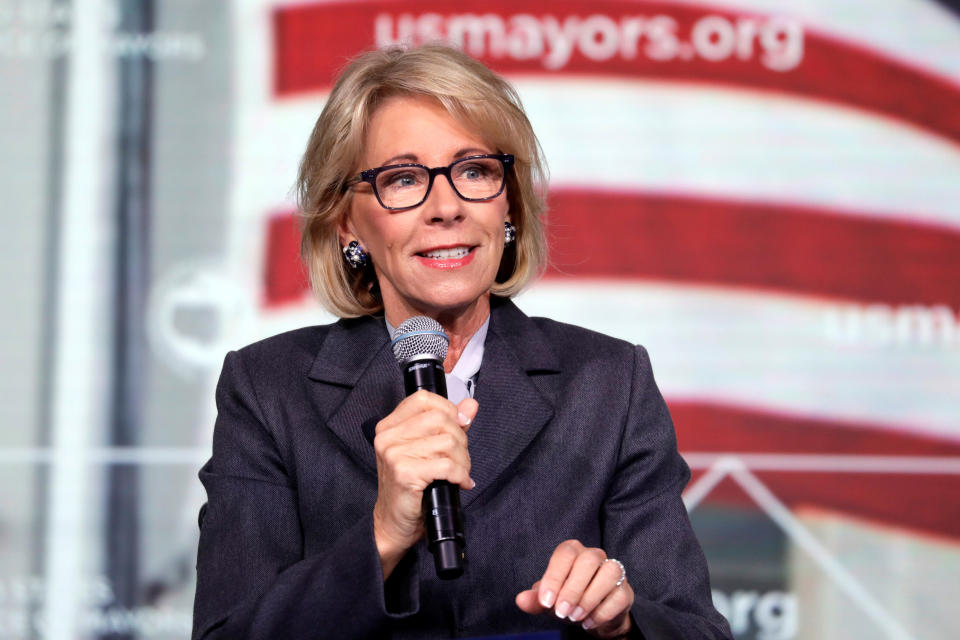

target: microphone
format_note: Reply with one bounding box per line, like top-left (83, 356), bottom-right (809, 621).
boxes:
top-left (391, 316), bottom-right (465, 580)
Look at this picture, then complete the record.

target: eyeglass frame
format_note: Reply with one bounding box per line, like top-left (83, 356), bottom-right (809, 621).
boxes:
top-left (343, 153), bottom-right (515, 211)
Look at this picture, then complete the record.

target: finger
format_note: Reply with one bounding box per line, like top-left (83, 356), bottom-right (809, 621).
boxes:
top-left (456, 397), bottom-right (479, 430)
top-left (375, 414), bottom-right (472, 493)
top-left (376, 390), bottom-right (458, 434)
top-left (393, 432), bottom-right (472, 475)
top-left (581, 581), bottom-right (634, 633)
top-left (537, 540), bottom-right (584, 609)
top-left (515, 581), bottom-right (545, 614)
top-left (375, 407), bottom-right (470, 451)
top-left (566, 557), bottom-right (627, 622)
top-left (392, 455), bottom-right (475, 491)
top-left (553, 547), bottom-right (606, 620)
top-left (397, 413), bottom-right (470, 449)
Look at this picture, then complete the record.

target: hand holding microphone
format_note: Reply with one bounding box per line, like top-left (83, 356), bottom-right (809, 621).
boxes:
top-left (371, 317), bottom-right (475, 580)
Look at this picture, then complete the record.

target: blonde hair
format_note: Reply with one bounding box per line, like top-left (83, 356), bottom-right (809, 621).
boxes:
top-left (297, 44), bottom-right (548, 317)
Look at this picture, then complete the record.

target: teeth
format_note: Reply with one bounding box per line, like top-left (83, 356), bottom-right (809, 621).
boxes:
top-left (421, 247), bottom-right (470, 259)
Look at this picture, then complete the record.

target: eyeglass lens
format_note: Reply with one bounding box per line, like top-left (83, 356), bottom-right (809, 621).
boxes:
top-left (375, 157), bottom-right (505, 209)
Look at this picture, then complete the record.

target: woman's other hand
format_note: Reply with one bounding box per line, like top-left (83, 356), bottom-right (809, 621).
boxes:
top-left (372, 389), bottom-right (478, 578)
top-left (516, 539), bottom-right (635, 638)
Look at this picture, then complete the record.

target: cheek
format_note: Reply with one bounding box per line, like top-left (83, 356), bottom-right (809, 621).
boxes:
top-left (377, 226), bottom-right (407, 254)
top-left (361, 217), bottom-right (410, 258)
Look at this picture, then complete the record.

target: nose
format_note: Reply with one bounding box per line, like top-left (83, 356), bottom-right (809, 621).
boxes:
top-left (422, 173), bottom-right (464, 224)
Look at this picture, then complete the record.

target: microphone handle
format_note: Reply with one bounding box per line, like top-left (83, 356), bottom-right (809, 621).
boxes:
top-left (401, 356), bottom-right (465, 580)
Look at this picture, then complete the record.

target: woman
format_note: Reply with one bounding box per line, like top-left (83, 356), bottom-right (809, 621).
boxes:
top-left (192, 45), bottom-right (732, 640)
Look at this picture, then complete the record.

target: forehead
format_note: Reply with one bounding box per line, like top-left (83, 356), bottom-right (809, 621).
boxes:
top-left (362, 95), bottom-right (493, 166)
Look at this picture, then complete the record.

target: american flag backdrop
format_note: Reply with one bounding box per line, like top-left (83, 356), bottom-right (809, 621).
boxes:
top-left (212, 0), bottom-right (960, 637)
top-left (7, 1), bottom-right (960, 638)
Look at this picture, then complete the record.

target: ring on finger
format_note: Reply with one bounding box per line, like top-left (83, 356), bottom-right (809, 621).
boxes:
top-left (603, 558), bottom-right (626, 587)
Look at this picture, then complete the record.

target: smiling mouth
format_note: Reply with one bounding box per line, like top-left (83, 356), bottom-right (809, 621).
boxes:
top-left (417, 246), bottom-right (473, 259)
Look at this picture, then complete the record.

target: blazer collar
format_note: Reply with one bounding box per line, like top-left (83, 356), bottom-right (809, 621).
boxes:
top-left (307, 315), bottom-right (401, 473)
top-left (307, 314), bottom-right (393, 387)
top-left (306, 300), bottom-right (561, 505)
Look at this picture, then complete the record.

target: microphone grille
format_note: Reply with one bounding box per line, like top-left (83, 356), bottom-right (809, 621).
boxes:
top-left (392, 316), bottom-right (449, 363)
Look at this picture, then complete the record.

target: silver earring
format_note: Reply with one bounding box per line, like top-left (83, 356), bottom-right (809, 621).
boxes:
top-left (504, 221), bottom-right (516, 245)
top-left (343, 240), bottom-right (368, 269)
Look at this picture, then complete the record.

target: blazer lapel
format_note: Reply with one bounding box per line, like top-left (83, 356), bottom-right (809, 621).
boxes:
top-left (307, 316), bottom-right (403, 475)
top-left (464, 300), bottom-right (559, 508)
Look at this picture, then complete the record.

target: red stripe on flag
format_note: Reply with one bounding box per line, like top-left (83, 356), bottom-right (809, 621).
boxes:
top-left (673, 402), bottom-right (960, 456)
top-left (262, 190), bottom-right (960, 308)
top-left (673, 401), bottom-right (960, 540)
top-left (263, 213), bottom-right (310, 306)
top-left (546, 189), bottom-right (960, 308)
top-left (273, 1), bottom-right (960, 146)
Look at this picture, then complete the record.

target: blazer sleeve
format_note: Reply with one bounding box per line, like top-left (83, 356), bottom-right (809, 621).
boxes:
top-left (191, 350), bottom-right (419, 640)
top-left (602, 346), bottom-right (733, 640)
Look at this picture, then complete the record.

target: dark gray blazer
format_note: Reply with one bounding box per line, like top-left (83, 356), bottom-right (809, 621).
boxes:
top-left (192, 299), bottom-right (732, 640)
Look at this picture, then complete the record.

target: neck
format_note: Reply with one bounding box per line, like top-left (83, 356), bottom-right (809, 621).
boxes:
top-left (385, 295), bottom-right (491, 373)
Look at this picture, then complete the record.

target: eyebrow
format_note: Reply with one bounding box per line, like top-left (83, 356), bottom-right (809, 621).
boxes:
top-left (380, 153), bottom-right (419, 166)
top-left (378, 147), bottom-right (493, 167)
top-left (452, 147), bottom-right (491, 159)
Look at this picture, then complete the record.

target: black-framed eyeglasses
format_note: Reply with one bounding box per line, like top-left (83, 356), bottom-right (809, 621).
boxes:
top-left (344, 153), bottom-right (514, 211)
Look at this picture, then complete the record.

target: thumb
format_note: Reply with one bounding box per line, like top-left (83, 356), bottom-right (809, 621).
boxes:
top-left (515, 581), bottom-right (546, 614)
top-left (456, 397), bottom-right (479, 430)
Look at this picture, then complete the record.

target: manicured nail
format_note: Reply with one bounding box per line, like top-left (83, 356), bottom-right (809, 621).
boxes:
top-left (458, 412), bottom-right (471, 426)
top-left (582, 618), bottom-right (596, 630)
top-left (539, 589), bottom-right (556, 608)
top-left (570, 606), bottom-right (585, 622)
top-left (469, 477), bottom-right (476, 489)
top-left (554, 601), bottom-right (570, 619)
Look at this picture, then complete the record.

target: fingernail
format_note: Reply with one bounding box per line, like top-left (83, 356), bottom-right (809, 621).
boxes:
top-left (570, 606), bottom-right (585, 621)
top-left (554, 601), bottom-right (570, 619)
top-left (539, 589), bottom-right (555, 608)
top-left (582, 618), bottom-right (596, 630)
top-left (458, 412), bottom-right (471, 426)
top-left (469, 477), bottom-right (476, 489)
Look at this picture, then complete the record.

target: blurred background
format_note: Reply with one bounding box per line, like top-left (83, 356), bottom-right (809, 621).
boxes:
top-left (2, 0), bottom-right (959, 638)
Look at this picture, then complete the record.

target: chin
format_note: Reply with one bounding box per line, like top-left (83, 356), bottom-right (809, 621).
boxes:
top-left (414, 288), bottom-right (492, 315)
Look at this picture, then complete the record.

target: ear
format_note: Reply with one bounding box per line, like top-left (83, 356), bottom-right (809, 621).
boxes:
top-left (337, 212), bottom-right (359, 248)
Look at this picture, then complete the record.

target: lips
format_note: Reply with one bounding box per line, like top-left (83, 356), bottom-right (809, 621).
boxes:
top-left (418, 246), bottom-right (472, 259)
top-left (415, 245), bottom-right (476, 269)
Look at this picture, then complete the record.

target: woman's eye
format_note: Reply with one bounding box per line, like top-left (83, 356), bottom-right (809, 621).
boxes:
top-left (382, 171), bottom-right (420, 189)
top-left (459, 165), bottom-right (487, 180)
